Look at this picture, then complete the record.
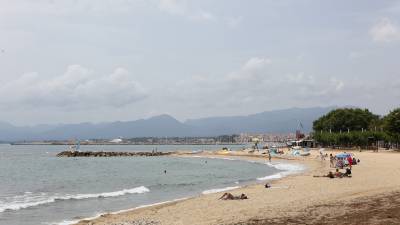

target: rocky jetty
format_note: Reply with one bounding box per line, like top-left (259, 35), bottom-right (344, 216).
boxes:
top-left (56, 151), bottom-right (173, 157)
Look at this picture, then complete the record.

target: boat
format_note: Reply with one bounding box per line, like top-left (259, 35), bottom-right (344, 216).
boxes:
top-left (67, 140), bottom-right (80, 152)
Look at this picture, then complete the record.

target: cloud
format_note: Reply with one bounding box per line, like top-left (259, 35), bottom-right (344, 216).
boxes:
top-left (0, 0), bottom-right (143, 15)
top-left (158, 0), bottom-right (187, 15)
top-left (168, 57), bottom-right (346, 110)
top-left (225, 16), bottom-right (243, 29)
top-left (157, 0), bottom-right (215, 22)
top-left (348, 51), bottom-right (363, 60)
top-left (227, 57), bottom-right (272, 81)
top-left (370, 17), bottom-right (400, 42)
top-left (0, 65), bottom-right (148, 109)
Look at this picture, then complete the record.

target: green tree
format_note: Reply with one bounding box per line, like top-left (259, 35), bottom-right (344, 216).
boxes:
top-left (383, 108), bottom-right (400, 142)
top-left (313, 108), bottom-right (379, 132)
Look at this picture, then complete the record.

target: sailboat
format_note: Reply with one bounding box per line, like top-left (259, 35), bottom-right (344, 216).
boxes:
top-left (68, 140), bottom-right (80, 152)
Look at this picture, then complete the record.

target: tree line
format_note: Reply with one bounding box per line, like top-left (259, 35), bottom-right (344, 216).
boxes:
top-left (312, 108), bottom-right (400, 149)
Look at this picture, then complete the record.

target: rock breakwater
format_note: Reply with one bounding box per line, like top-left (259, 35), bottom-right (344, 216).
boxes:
top-left (56, 151), bottom-right (173, 157)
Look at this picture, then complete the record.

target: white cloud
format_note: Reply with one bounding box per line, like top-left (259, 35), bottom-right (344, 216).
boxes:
top-left (225, 16), bottom-right (243, 29)
top-left (0, 65), bottom-right (147, 109)
top-left (227, 57), bottom-right (271, 81)
top-left (157, 0), bottom-right (215, 22)
top-left (168, 57), bottom-right (345, 110)
top-left (243, 57), bottom-right (271, 71)
top-left (370, 17), bottom-right (400, 42)
top-left (158, 0), bottom-right (187, 15)
top-left (330, 78), bottom-right (344, 91)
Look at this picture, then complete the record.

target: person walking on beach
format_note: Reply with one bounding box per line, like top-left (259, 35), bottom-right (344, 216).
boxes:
top-left (329, 154), bottom-right (335, 168)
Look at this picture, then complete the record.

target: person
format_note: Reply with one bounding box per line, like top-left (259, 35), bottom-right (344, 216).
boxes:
top-left (164, 170), bottom-right (167, 174)
top-left (329, 154), bottom-right (335, 168)
top-left (268, 150), bottom-right (271, 162)
top-left (219, 193), bottom-right (248, 200)
top-left (344, 168), bottom-right (352, 177)
top-left (337, 159), bottom-right (344, 169)
top-left (352, 157), bottom-right (357, 165)
top-left (313, 171), bottom-right (334, 179)
top-left (319, 150), bottom-right (324, 160)
top-left (335, 168), bottom-right (343, 178)
top-left (265, 183), bottom-right (271, 188)
top-left (347, 156), bottom-right (353, 169)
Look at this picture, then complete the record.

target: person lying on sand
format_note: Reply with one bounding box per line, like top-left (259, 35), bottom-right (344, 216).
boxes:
top-left (219, 193), bottom-right (248, 200)
top-left (313, 171), bottom-right (335, 178)
top-left (314, 168), bottom-right (352, 179)
top-left (335, 168), bottom-right (344, 178)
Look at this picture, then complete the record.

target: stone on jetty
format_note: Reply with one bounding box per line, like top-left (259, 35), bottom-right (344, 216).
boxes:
top-left (56, 151), bottom-right (172, 157)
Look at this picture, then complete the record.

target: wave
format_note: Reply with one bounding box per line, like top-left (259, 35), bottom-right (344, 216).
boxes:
top-left (187, 155), bottom-right (305, 182)
top-left (257, 173), bottom-right (284, 181)
top-left (257, 162), bottom-right (305, 181)
top-left (49, 157), bottom-right (303, 225)
top-left (0, 186), bottom-right (149, 213)
top-left (202, 186), bottom-right (240, 195)
top-left (264, 162), bottom-right (305, 172)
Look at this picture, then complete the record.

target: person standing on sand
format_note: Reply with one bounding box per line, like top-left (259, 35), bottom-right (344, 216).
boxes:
top-left (347, 156), bottom-right (352, 169)
top-left (330, 154), bottom-right (334, 167)
top-left (268, 150), bottom-right (272, 162)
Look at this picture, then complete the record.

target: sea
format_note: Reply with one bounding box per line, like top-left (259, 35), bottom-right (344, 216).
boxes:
top-left (0, 144), bottom-right (304, 225)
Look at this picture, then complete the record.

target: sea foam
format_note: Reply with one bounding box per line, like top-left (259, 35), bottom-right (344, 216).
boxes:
top-left (0, 186), bottom-right (149, 213)
top-left (257, 162), bottom-right (305, 181)
top-left (188, 155), bottom-right (305, 182)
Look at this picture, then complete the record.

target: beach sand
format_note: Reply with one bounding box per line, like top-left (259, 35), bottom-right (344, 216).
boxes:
top-left (75, 149), bottom-right (400, 225)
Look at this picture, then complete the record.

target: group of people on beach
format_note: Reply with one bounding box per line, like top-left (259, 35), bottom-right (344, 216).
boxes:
top-left (219, 150), bottom-right (362, 202)
top-left (314, 152), bottom-right (361, 179)
top-left (329, 153), bottom-right (360, 169)
top-left (315, 167), bottom-right (352, 179)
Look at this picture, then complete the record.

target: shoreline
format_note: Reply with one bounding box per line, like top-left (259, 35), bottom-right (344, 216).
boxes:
top-left (72, 149), bottom-right (400, 225)
top-left (71, 150), bottom-right (311, 225)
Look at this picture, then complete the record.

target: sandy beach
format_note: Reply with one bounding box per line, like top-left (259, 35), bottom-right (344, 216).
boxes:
top-left (74, 149), bottom-right (400, 225)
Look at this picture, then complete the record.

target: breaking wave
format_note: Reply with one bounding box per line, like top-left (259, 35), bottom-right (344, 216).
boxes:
top-left (0, 186), bottom-right (149, 213)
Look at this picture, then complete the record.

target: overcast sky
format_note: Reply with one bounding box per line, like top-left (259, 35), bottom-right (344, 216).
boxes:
top-left (0, 0), bottom-right (399, 125)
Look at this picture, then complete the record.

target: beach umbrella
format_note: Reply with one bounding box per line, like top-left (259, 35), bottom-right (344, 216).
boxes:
top-left (335, 153), bottom-right (351, 158)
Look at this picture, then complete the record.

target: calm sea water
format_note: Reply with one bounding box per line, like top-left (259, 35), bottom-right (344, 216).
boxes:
top-left (0, 144), bottom-right (300, 225)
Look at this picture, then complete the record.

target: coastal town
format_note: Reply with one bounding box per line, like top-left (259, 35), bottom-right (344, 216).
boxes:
top-left (9, 133), bottom-right (297, 146)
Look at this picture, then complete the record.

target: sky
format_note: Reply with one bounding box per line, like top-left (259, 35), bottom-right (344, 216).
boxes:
top-left (0, 0), bottom-right (399, 125)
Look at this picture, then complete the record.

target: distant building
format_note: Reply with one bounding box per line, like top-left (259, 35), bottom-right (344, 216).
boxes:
top-left (109, 138), bottom-right (123, 143)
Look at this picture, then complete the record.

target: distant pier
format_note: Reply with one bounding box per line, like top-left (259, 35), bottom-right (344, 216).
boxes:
top-left (56, 151), bottom-right (173, 157)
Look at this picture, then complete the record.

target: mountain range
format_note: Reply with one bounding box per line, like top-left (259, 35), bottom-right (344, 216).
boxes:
top-left (0, 106), bottom-right (335, 141)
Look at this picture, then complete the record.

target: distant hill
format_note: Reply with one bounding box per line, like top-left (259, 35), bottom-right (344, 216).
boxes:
top-left (0, 106), bottom-right (335, 141)
top-left (185, 106), bottom-right (336, 135)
